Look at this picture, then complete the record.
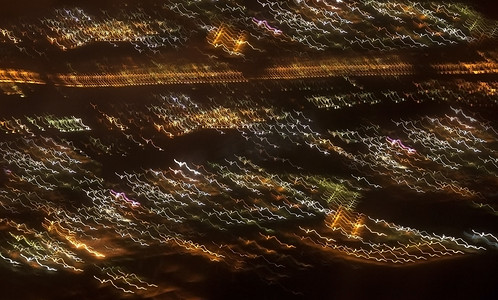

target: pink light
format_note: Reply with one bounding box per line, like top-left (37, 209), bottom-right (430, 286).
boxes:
top-left (252, 18), bottom-right (282, 35)
top-left (386, 137), bottom-right (416, 154)
top-left (110, 190), bottom-right (141, 207)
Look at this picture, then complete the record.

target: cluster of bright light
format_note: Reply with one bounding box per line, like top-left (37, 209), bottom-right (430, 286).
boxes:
top-left (313, 109), bottom-right (498, 199)
top-left (1, 97), bottom-right (497, 296)
top-left (255, 0), bottom-right (497, 50)
top-left (51, 65), bottom-right (247, 87)
top-left (0, 69), bottom-right (45, 85)
top-left (307, 77), bottom-right (498, 109)
top-left (0, 0), bottom-right (496, 57)
top-left (207, 25), bottom-right (250, 56)
top-left (1, 54), bottom-right (496, 91)
top-left (185, 0), bottom-right (497, 52)
top-left (94, 266), bottom-right (158, 295)
top-left (260, 51), bottom-right (498, 80)
top-left (0, 115), bottom-right (91, 135)
top-left (0, 28), bottom-right (21, 44)
top-left (42, 8), bottom-right (188, 51)
top-left (0, 136), bottom-right (484, 285)
top-left (87, 93), bottom-right (280, 149)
